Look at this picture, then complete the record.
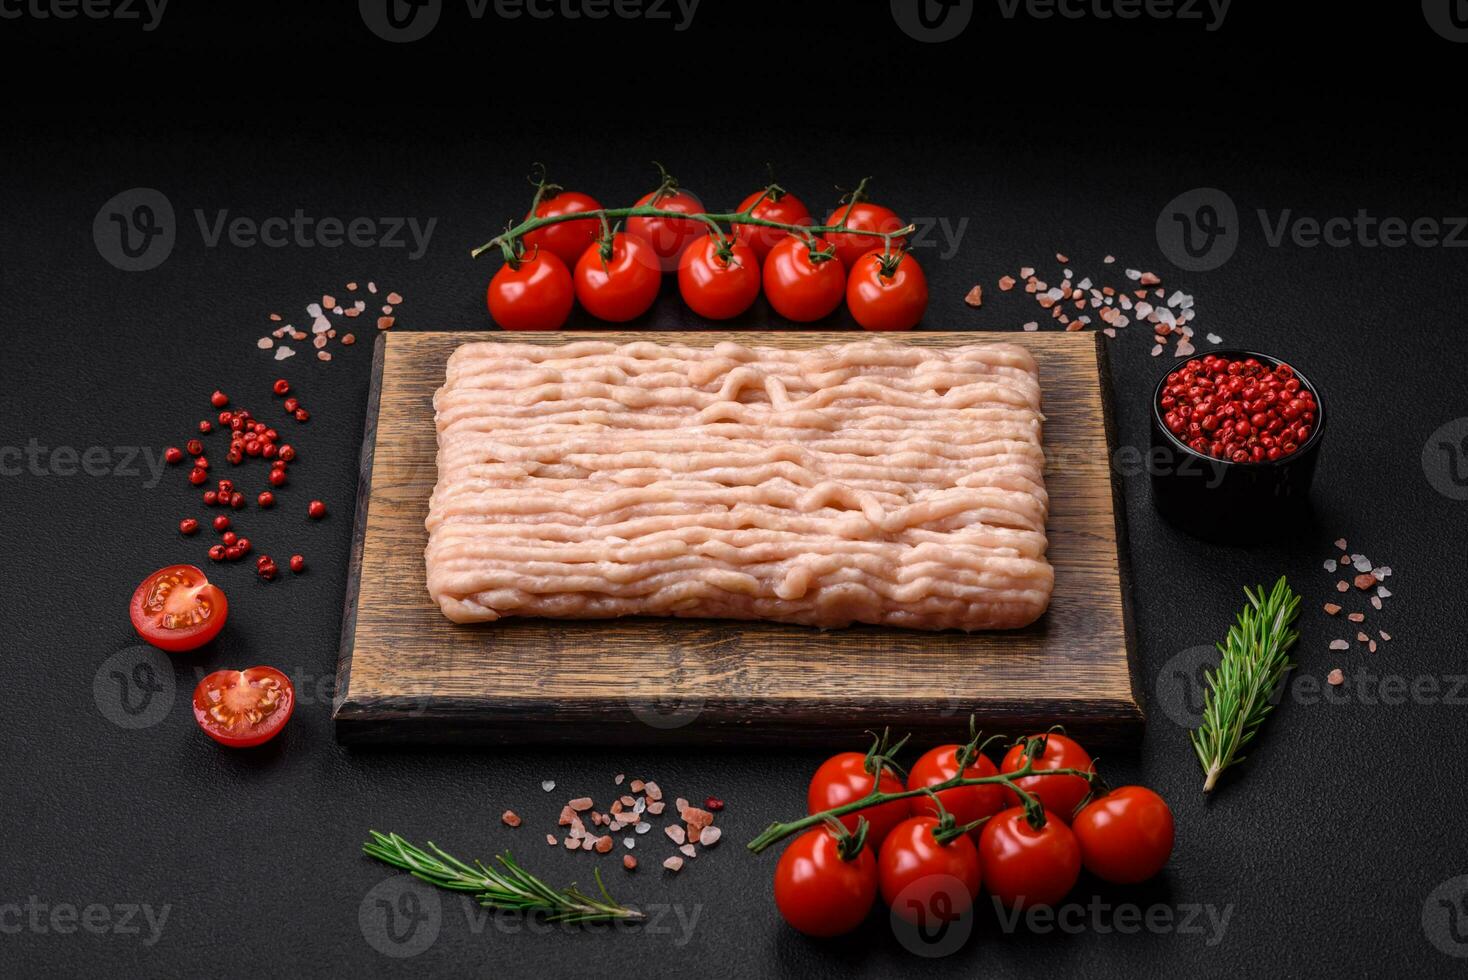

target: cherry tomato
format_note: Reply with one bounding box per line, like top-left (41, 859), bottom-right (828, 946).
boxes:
top-left (877, 816), bottom-right (982, 926)
top-left (733, 188), bottom-right (811, 263)
top-left (573, 233), bottom-right (662, 322)
top-left (773, 824), bottom-right (877, 938)
top-left (192, 667), bottom-right (295, 748)
top-left (128, 565), bottom-right (228, 652)
top-left (846, 250), bottom-right (928, 331)
top-left (824, 199), bottom-right (908, 270)
top-left (808, 751), bottom-right (909, 849)
top-left (523, 190), bottom-right (602, 267)
top-left (677, 235), bottom-right (761, 321)
top-left (762, 235), bottom-right (846, 323)
top-left (486, 251), bottom-right (574, 331)
top-left (906, 744), bottom-right (1007, 833)
top-left (1000, 733), bottom-right (1094, 822)
top-left (977, 808), bottom-right (1081, 909)
top-left (1072, 786), bottom-right (1175, 884)
top-left (627, 185), bottom-right (705, 270)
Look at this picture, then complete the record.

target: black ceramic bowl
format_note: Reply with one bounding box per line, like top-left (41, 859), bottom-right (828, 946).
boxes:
top-left (1149, 349), bottom-right (1326, 538)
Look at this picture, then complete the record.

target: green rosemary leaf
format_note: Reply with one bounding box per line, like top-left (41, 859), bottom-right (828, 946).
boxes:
top-left (362, 831), bottom-right (644, 924)
top-left (1190, 576), bottom-right (1302, 793)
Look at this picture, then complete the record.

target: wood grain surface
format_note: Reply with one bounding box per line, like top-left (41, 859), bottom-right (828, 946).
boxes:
top-left (333, 332), bottom-right (1141, 746)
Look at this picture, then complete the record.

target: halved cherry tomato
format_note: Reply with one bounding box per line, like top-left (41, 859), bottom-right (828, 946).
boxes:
top-left (677, 235), bottom-right (761, 321)
top-left (906, 744), bottom-right (1007, 833)
top-left (1072, 786), bottom-right (1175, 884)
top-left (824, 199), bottom-right (908, 270)
top-left (733, 188), bottom-right (811, 263)
top-left (486, 251), bottom-right (574, 331)
top-left (523, 190), bottom-right (603, 267)
top-left (762, 235), bottom-right (846, 323)
top-left (999, 732), bottom-right (1094, 822)
top-left (574, 233), bottom-right (662, 322)
top-left (773, 824), bottom-right (878, 938)
top-left (128, 564), bottom-right (228, 652)
top-left (977, 808), bottom-right (1081, 909)
top-left (878, 815), bottom-right (982, 926)
top-left (627, 184), bottom-right (705, 271)
top-left (808, 750), bottom-right (909, 849)
top-left (846, 249), bottom-right (928, 331)
top-left (192, 667), bottom-right (295, 748)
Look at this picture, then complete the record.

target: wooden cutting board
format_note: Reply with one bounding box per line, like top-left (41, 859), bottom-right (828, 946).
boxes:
top-left (333, 332), bottom-right (1140, 746)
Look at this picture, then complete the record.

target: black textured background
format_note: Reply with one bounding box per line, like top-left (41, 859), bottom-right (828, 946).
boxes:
top-left (3, 2), bottom-right (1468, 976)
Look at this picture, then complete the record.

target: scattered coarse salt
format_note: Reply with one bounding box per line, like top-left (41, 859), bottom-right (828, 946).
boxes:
top-left (1327, 669), bottom-right (1345, 686)
top-left (635, 823), bottom-right (651, 835)
top-left (377, 316), bottom-right (395, 330)
top-left (1324, 559), bottom-right (1338, 572)
top-left (1356, 632), bottom-right (1370, 643)
top-left (1103, 255), bottom-right (1115, 264)
top-left (568, 797), bottom-right (593, 811)
top-left (663, 857), bottom-right (683, 872)
top-left (614, 773), bottom-right (625, 785)
top-left (317, 351), bottom-right (331, 362)
top-left (964, 285), bottom-right (984, 307)
top-left (1347, 612), bottom-right (1365, 623)
top-left (665, 825), bottom-right (686, 845)
top-left (679, 844), bottom-right (697, 859)
top-left (623, 837), bottom-right (636, 850)
top-left (1376, 586), bottom-right (1392, 598)
top-left (998, 275), bottom-right (1016, 291)
top-left (546, 834), bottom-right (557, 846)
top-left (1150, 344), bottom-right (1163, 357)
top-left (1334, 538), bottom-right (1348, 550)
top-left (1379, 630), bottom-right (1391, 641)
top-left (502, 810), bottom-right (521, 828)
top-left (342, 334), bottom-right (356, 346)
top-left (274, 347), bottom-right (295, 361)
top-left (1352, 556), bottom-right (1372, 573)
top-left (644, 781), bottom-right (662, 801)
top-left (1023, 322), bottom-right (1039, 332)
top-left (1336, 580), bottom-right (1350, 593)
top-left (541, 780), bottom-right (556, 792)
top-left (257, 337), bottom-right (274, 350)
top-left (623, 855), bottom-right (637, 871)
top-left (1353, 573), bottom-right (1377, 591)
top-left (1368, 640), bottom-right (1377, 653)
top-left (368, 281), bottom-right (378, 293)
top-left (1329, 640), bottom-right (1349, 651)
top-left (387, 291), bottom-right (403, 305)
top-left (699, 826), bottom-right (722, 847)
top-left (1323, 603), bottom-right (1341, 615)
top-left (1370, 596), bottom-right (1383, 610)
top-left (594, 836), bottom-right (614, 854)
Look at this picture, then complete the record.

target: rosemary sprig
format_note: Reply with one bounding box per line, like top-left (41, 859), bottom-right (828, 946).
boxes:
top-left (1190, 576), bottom-right (1302, 793)
top-left (363, 831), bottom-right (643, 923)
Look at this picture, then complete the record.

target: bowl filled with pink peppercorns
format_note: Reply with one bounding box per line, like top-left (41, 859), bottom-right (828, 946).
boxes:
top-left (1150, 350), bottom-right (1326, 535)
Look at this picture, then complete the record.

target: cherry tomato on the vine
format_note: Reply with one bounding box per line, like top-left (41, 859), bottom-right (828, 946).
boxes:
top-left (192, 666), bottom-right (295, 748)
top-left (523, 190), bottom-right (603, 267)
top-left (846, 249), bottom-right (928, 331)
top-left (807, 750), bottom-right (909, 849)
top-left (773, 824), bottom-right (878, 938)
top-left (824, 199), bottom-right (908, 270)
top-left (1072, 786), bottom-right (1175, 884)
top-left (733, 188), bottom-right (811, 263)
top-left (977, 808), bottom-right (1081, 909)
top-left (877, 816), bottom-right (982, 927)
top-left (486, 251), bottom-right (574, 331)
top-left (627, 184), bottom-right (705, 270)
top-left (906, 744), bottom-right (1007, 833)
top-left (762, 235), bottom-right (846, 323)
top-left (129, 564), bottom-right (228, 652)
top-left (677, 235), bottom-right (761, 321)
top-left (999, 732), bottom-right (1094, 822)
top-left (573, 233), bottom-right (662, 323)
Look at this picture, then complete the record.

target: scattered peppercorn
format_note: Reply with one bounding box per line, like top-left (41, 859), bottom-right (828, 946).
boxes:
top-left (213, 516), bottom-right (231, 532)
top-left (1159, 354), bottom-right (1317, 463)
top-left (273, 379), bottom-right (291, 396)
top-left (179, 518), bottom-right (199, 536)
top-left (211, 390), bottom-right (229, 408)
top-left (164, 447), bottom-right (184, 465)
top-left (258, 491), bottom-right (275, 508)
top-left (308, 500), bottom-right (326, 519)
top-left (289, 554), bottom-right (305, 573)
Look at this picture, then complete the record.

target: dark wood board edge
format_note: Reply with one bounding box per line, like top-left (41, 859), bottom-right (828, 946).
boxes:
top-left (1093, 333), bottom-right (1146, 728)
top-left (335, 693), bottom-right (1145, 748)
top-left (332, 332), bottom-right (388, 722)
